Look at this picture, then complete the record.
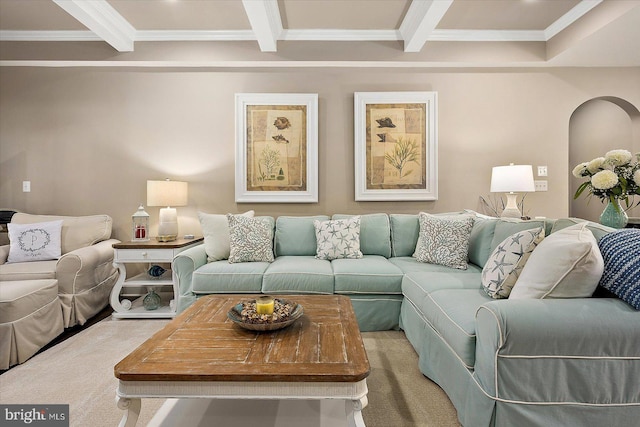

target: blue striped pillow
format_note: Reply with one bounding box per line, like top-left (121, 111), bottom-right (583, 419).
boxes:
top-left (598, 229), bottom-right (640, 310)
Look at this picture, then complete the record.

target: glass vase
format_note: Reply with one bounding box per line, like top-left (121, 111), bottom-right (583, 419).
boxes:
top-left (143, 289), bottom-right (161, 311)
top-left (599, 199), bottom-right (628, 229)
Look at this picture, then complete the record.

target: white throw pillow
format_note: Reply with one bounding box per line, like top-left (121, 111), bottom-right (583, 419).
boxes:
top-left (227, 214), bottom-right (274, 263)
top-left (7, 220), bottom-right (63, 263)
top-left (314, 216), bottom-right (363, 260)
top-left (509, 223), bottom-right (604, 299)
top-left (481, 227), bottom-right (545, 299)
top-left (413, 212), bottom-right (474, 270)
top-left (198, 210), bottom-right (254, 262)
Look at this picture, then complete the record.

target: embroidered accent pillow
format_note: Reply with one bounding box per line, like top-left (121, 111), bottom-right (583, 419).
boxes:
top-left (482, 227), bottom-right (545, 299)
top-left (227, 214), bottom-right (274, 263)
top-left (413, 213), bottom-right (474, 270)
top-left (314, 216), bottom-right (363, 260)
top-left (7, 220), bottom-right (63, 263)
top-left (597, 229), bottom-right (640, 310)
top-left (199, 210), bottom-right (254, 262)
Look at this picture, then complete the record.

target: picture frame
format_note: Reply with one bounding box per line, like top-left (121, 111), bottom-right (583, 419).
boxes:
top-left (235, 93), bottom-right (318, 203)
top-left (354, 91), bottom-right (438, 201)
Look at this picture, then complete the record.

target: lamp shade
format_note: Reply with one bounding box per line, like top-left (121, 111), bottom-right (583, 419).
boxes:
top-left (490, 165), bottom-right (535, 193)
top-left (147, 180), bottom-right (188, 207)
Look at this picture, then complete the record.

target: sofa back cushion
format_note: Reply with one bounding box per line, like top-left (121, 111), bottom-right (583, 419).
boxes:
top-left (274, 216), bottom-right (329, 256)
top-left (11, 213), bottom-right (112, 254)
top-left (550, 218), bottom-right (614, 242)
top-left (390, 214), bottom-right (419, 257)
top-left (390, 211), bottom-right (498, 267)
top-left (467, 215), bottom-right (498, 268)
top-left (332, 213), bottom-right (391, 257)
top-left (490, 218), bottom-right (548, 255)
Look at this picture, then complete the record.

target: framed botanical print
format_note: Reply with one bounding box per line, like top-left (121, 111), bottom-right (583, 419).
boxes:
top-left (235, 93), bottom-right (318, 203)
top-left (354, 91), bottom-right (438, 201)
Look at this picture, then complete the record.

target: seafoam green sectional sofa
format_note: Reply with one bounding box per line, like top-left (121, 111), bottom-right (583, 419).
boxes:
top-left (173, 211), bottom-right (640, 427)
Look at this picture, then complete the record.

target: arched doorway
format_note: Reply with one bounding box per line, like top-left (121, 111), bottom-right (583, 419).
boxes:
top-left (569, 96), bottom-right (640, 222)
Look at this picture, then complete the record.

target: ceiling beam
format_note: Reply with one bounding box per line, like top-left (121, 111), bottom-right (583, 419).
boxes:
top-left (400, 0), bottom-right (453, 53)
top-left (52, 0), bottom-right (135, 52)
top-left (241, 0), bottom-right (282, 52)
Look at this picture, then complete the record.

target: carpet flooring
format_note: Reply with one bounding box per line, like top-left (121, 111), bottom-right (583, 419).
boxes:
top-left (0, 317), bottom-right (460, 426)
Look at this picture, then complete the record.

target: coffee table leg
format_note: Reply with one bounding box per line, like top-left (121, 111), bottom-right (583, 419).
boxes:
top-left (346, 395), bottom-right (368, 427)
top-left (116, 396), bottom-right (141, 427)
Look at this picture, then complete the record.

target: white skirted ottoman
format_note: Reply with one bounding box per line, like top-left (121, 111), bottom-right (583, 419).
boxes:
top-left (0, 279), bottom-right (64, 370)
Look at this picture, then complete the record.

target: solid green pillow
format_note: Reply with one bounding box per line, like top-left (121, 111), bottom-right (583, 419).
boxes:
top-left (332, 213), bottom-right (391, 258)
top-left (274, 215), bottom-right (329, 256)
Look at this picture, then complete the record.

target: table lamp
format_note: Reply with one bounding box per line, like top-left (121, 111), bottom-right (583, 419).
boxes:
top-left (147, 179), bottom-right (188, 242)
top-left (490, 164), bottom-right (535, 218)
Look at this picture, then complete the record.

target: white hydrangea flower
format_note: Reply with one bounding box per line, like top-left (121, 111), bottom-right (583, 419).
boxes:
top-left (591, 170), bottom-right (618, 190)
top-left (634, 169), bottom-right (640, 186)
top-left (605, 149), bottom-right (632, 166)
top-left (572, 162), bottom-right (589, 178)
top-left (586, 157), bottom-right (606, 174)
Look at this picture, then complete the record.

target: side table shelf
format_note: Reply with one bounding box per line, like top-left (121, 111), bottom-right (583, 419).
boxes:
top-left (110, 237), bottom-right (203, 319)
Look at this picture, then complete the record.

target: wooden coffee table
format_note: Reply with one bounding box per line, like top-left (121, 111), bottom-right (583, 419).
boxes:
top-left (114, 294), bottom-right (370, 427)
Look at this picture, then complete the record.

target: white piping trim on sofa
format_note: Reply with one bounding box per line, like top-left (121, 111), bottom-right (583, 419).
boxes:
top-left (406, 297), bottom-right (640, 407)
top-left (404, 296), bottom-right (475, 370)
top-left (426, 293), bottom-right (475, 338)
top-left (0, 294), bottom-right (61, 324)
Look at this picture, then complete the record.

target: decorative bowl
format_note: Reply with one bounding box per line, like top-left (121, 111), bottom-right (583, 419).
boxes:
top-left (227, 298), bottom-right (304, 331)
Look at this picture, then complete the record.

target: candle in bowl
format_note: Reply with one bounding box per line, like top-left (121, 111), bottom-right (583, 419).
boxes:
top-left (256, 296), bottom-right (275, 315)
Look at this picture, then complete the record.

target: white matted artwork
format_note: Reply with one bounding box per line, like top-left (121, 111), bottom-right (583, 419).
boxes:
top-left (235, 93), bottom-right (318, 203)
top-left (354, 92), bottom-right (438, 201)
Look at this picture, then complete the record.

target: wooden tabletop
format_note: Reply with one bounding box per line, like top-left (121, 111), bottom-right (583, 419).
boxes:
top-left (113, 237), bottom-right (203, 249)
top-left (114, 294), bottom-right (370, 383)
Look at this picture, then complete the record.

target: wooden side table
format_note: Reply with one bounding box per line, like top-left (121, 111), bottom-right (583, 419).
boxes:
top-left (110, 237), bottom-right (203, 319)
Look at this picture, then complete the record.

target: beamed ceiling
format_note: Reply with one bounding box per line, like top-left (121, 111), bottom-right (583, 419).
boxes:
top-left (0, 0), bottom-right (639, 67)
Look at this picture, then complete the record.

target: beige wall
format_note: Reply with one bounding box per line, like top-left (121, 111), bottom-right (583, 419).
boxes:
top-left (1, 66), bottom-right (639, 242)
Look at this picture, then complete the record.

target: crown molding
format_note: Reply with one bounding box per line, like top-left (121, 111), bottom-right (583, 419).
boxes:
top-left (429, 29), bottom-right (546, 42)
top-left (135, 30), bottom-right (255, 42)
top-left (281, 29), bottom-right (400, 41)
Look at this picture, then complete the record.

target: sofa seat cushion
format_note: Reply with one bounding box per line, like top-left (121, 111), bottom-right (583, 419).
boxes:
top-left (192, 261), bottom-right (269, 294)
top-left (402, 271), bottom-right (482, 309)
top-left (262, 256), bottom-right (334, 294)
top-left (0, 279), bottom-right (59, 323)
top-left (0, 260), bottom-right (57, 282)
top-left (332, 255), bottom-right (404, 294)
top-left (390, 257), bottom-right (482, 274)
top-left (421, 288), bottom-right (492, 369)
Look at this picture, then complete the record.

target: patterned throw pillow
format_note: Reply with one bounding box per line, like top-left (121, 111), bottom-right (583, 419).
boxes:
top-left (199, 210), bottom-right (254, 262)
top-left (598, 229), bottom-right (640, 310)
top-left (314, 216), bottom-right (363, 260)
top-left (413, 213), bottom-right (474, 270)
top-left (481, 227), bottom-right (545, 299)
top-left (7, 220), bottom-right (63, 263)
top-left (227, 214), bottom-right (274, 263)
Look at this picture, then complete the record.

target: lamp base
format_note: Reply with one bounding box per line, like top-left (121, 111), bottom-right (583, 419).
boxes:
top-left (500, 193), bottom-right (523, 219)
top-left (158, 207), bottom-right (179, 241)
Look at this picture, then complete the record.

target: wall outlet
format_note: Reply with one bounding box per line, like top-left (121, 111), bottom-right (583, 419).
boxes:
top-left (534, 180), bottom-right (548, 192)
top-left (22, 181), bottom-right (31, 192)
top-left (537, 166), bottom-right (548, 177)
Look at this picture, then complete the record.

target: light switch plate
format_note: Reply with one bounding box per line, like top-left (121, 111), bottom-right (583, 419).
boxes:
top-left (537, 166), bottom-right (548, 177)
top-left (22, 181), bottom-right (31, 192)
top-left (534, 180), bottom-right (548, 191)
